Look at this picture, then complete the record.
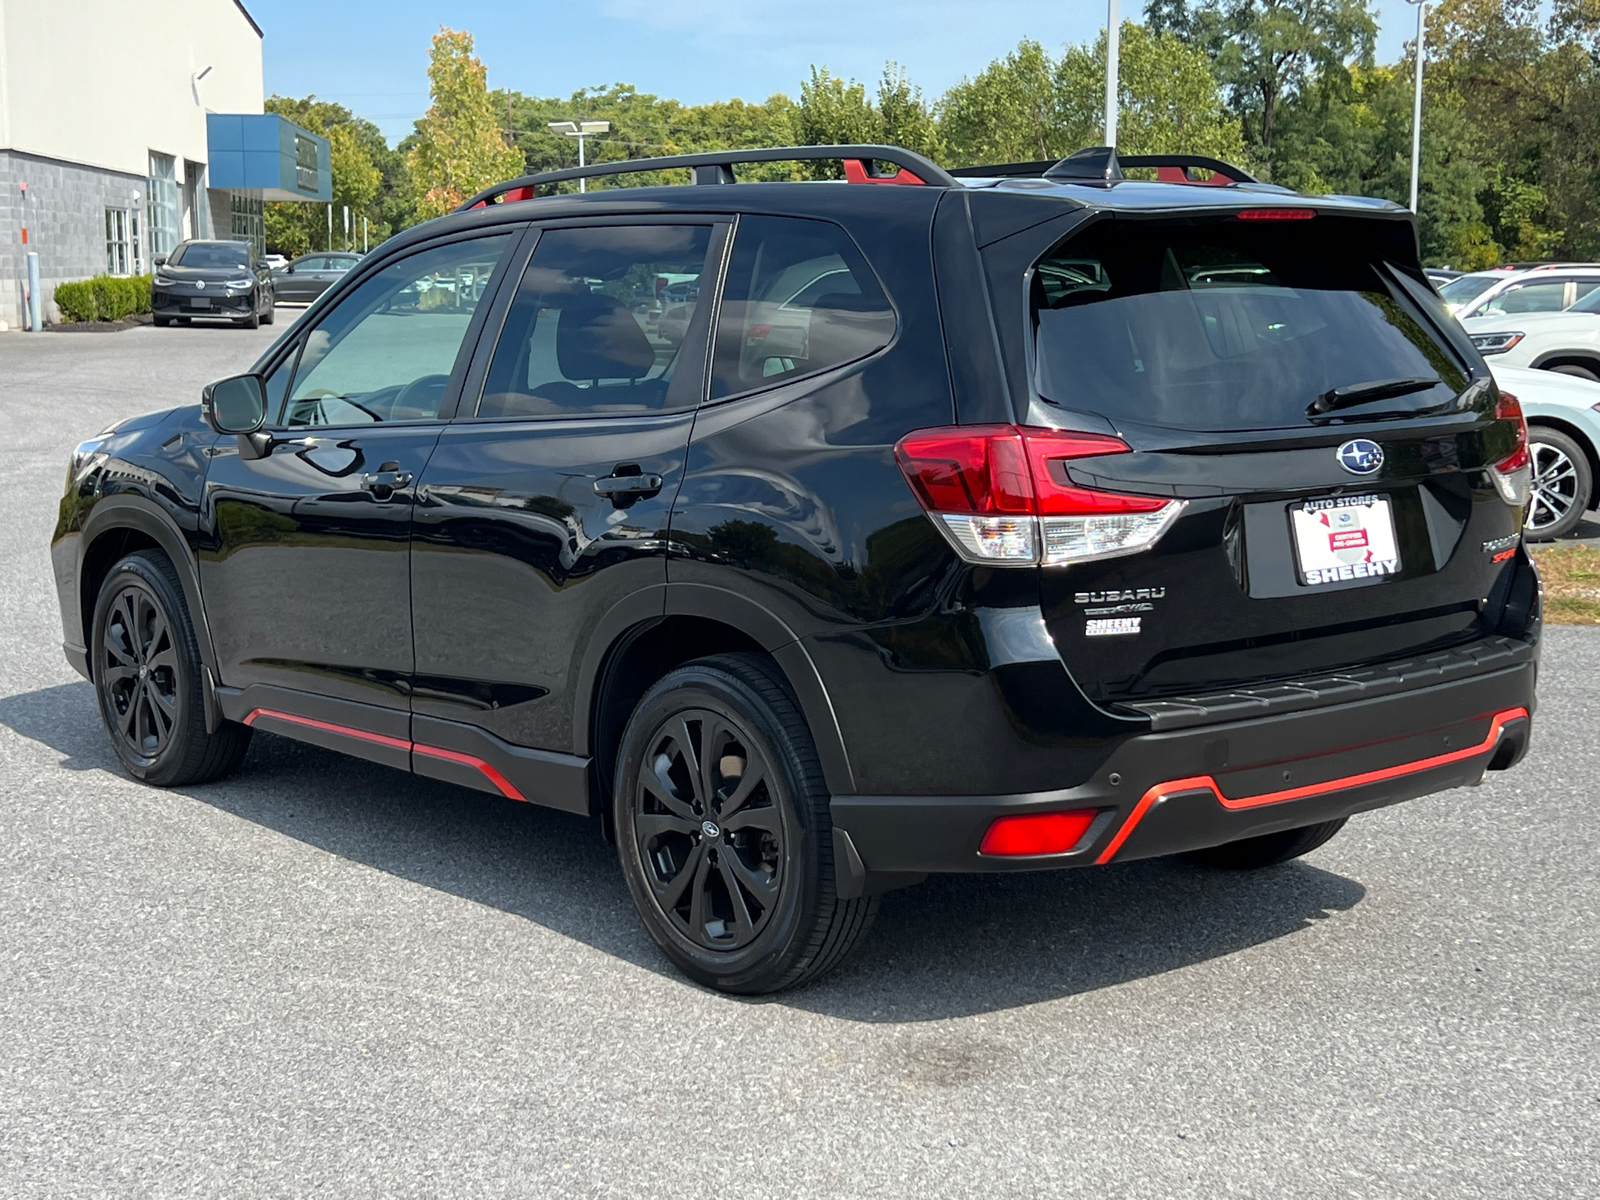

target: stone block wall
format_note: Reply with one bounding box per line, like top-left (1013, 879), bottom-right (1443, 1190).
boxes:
top-left (0, 150), bottom-right (148, 328)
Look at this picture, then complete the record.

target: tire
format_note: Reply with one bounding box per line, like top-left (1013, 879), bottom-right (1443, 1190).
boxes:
top-left (91, 550), bottom-right (251, 786)
top-left (614, 653), bottom-right (877, 994)
top-left (262, 302), bottom-right (275, 326)
top-left (1184, 818), bottom-right (1347, 870)
top-left (237, 305), bottom-right (260, 330)
top-left (153, 314), bottom-right (171, 328)
top-left (1548, 364), bottom-right (1600, 383)
top-left (1525, 426), bottom-right (1592, 541)
top-left (177, 317), bottom-right (191, 326)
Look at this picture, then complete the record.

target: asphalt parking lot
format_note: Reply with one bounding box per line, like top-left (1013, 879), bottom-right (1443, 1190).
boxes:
top-left (1, 321), bottom-right (1596, 1199)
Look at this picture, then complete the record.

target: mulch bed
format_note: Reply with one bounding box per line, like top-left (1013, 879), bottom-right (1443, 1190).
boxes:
top-left (46, 313), bottom-right (155, 333)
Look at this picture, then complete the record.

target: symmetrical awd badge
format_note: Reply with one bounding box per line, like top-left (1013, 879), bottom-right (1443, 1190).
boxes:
top-left (1336, 438), bottom-right (1384, 475)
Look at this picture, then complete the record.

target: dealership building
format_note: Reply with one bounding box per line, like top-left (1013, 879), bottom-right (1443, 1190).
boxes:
top-left (0, 0), bottom-right (331, 328)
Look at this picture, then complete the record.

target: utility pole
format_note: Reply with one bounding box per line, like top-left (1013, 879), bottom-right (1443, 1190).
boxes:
top-left (1104, 0), bottom-right (1121, 149)
top-left (363, 216), bottom-right (368, 253)
top-left (327, 203), bottom-right (333, 252)
top-left (343, 205), bottom-right (350, 251)
top-left (1408, 0), bottom-right (1428, 214)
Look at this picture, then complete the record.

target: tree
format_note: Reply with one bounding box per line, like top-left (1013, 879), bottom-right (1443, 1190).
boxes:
top-left (1056, 23), bottom-right (1247, 160)
top-left (1151, 0), bottom-right (1379, 170)
top-left (938, 29), bottom-right (1243, 168)
top-left (876, 64), bottom-right (942, 162)
top-left (938, 40), bottom-right (1062, 165)
top-left (406, 27), bottom-right (524, 219)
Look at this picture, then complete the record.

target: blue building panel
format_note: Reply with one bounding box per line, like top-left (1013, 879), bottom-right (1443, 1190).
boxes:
top-left (205, 114), bottom-right (331, 202)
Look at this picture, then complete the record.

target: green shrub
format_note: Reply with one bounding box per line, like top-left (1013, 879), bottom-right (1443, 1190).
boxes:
top-left (53, 274), bottom-right (152, 323)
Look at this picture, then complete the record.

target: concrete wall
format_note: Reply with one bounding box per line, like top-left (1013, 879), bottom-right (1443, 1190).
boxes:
top-left (0, 0), bottom-right (263, 177)
top-left (0, 149), bottom-right (146, 327)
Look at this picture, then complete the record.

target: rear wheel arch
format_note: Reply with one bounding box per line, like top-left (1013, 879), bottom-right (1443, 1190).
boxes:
top-left (582, 597), bottom-right (855, 824)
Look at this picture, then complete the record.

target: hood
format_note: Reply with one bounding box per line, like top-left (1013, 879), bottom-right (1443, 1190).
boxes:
top-left (158, 263), bottom-right (253, 280)
top-left (1460, 310), bottom-right (1600, 334)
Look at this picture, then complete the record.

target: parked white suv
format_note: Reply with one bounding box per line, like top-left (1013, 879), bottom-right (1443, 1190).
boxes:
top-left (1463, 289), bottom-right (1600, 383)
top-left (1438, 264), bottom-right (1600, 319)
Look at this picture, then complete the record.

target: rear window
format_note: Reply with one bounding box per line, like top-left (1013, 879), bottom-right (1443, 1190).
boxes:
top-left (1030, 220), bottom-right (1469, 433)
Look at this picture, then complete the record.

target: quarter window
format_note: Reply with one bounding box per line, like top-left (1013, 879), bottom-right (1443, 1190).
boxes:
top-left (709, 215), bottom-right (895, 400)
top-left (476, 224), bottom-right (715, 419)
top-left (282, 234), bottom-right (513, 427)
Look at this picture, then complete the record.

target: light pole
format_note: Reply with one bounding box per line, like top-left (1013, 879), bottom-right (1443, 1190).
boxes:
top-left (1408, 0), bottom-right (1429, 214)
top-left (1104, 0), bottom-right (1120, 148)
top-left (547, 120), bottom-right (611, 192)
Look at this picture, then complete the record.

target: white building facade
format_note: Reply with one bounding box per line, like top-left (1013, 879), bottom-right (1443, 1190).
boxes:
top-left (0, 0), bottom-right (327, 327)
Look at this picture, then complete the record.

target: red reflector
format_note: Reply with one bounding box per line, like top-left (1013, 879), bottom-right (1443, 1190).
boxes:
top-left (979, 809), bottom-right (1098, 856)
top-left (893, 425), bottom-right (1164, 516)
top-left (1234, 208), bottom-right (1316, 220)
top-left (1495, 391), bottom-right (1530, 471)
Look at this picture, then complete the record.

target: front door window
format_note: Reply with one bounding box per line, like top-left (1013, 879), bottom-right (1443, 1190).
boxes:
top-left (284, 234), bottom-right (514, 427)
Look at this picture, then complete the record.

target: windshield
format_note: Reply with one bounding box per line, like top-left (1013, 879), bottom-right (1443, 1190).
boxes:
top-left (170, 243), bottom-right (251, 269)
top-left (1030, 220), bottom-right (1468, 433)
top-left (1437, 273), bottom-right (1502, 306)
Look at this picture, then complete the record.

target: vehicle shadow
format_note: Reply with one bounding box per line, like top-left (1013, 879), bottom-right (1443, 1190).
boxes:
top-left (0, 681), bottom-right (1367, 1023)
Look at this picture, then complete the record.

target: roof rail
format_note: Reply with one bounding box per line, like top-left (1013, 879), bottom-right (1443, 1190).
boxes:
top-left (455, 144), bottom-right (961, 212)
top-left (948, 149), bottom-right (1258, 186)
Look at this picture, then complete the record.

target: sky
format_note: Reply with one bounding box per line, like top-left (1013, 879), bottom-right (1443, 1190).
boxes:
top-left (251, 0), bottom-right (1429, 146)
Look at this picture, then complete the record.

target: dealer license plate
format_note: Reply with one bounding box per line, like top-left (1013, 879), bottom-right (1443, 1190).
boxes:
top-left (188, 296), bottom-right (210, 308)
top-left (1290, 493), bottom-right (1400, 587)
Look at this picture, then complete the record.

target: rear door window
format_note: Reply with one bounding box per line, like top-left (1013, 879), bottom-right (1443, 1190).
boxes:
top-left (475, 224), bottom-right (716, 419)
top-left (710, 215), bottom-right (896, 399)
top-left (1030, 219), bottom-right (1468, 433)
top-left (1473, 279), bottom-right (1568, 317)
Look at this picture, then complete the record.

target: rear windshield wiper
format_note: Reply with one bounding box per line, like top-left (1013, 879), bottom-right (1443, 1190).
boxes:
top-left (1308, 376), bottom-right (1441, 417)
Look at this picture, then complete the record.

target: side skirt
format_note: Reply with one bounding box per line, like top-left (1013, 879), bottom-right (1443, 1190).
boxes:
top-left (216, 684), bottom-right (591, 814)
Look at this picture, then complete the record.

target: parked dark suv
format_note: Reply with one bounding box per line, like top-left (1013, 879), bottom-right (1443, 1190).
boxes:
top-left (152, 239), bottom-right (276, 329)
top-left (53, 145), bottom-right (1539, 993)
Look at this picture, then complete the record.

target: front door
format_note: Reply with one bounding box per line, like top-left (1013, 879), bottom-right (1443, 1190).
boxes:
top-left (409, 221), bottom-right (724, 792)
top-left (199, 231), bottom-right (519, 724)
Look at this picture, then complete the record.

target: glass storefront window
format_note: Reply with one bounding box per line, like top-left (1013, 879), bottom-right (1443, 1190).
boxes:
top-left (147, 152), bottom-right (179, 258)
top-left (229, 194), bottom-right (264, 260)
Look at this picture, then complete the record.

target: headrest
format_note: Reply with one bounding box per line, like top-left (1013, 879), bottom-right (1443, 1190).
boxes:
top-left (556, 292), bottom-right (656, 381)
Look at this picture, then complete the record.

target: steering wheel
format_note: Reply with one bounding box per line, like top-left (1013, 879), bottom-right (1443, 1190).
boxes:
top-left (393, 373), bottom-right (451, 418)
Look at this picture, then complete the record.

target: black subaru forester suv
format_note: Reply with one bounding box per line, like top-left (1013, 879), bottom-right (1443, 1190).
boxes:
top-left (53, 145), bottom-right (1538, 993)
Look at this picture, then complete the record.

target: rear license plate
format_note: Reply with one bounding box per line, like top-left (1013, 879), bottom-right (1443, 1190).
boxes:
top-left (188, 296), bottom-right (210, 308)
top-left (1290, 493), bottom-right (1400, 586)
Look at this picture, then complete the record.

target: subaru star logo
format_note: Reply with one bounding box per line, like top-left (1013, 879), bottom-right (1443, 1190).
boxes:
top-left (1336, 438), bottom-right (1383, 475)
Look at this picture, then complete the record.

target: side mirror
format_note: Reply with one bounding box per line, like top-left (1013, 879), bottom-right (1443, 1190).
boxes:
top-left (256, 259), bottom-right (270, 271)
top-left (153, 255), bottom-right (167, 268)
top-left (202, 373), bottom-right (267, 435)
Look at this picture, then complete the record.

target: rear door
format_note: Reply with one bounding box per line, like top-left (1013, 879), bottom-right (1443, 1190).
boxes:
top-left (408, 220), bottom-right (726, 778)
top-left (1002, 211), bottom-right (1528, 706)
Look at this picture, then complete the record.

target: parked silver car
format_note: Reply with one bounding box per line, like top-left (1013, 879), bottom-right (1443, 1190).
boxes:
top-left (272, 252), bottom-right (362, 303)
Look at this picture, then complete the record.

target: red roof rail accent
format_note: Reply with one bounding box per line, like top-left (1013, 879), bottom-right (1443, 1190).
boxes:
top-left (842, 159), bottom-right (926, 186)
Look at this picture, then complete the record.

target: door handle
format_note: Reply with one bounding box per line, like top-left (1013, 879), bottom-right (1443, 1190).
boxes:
top-left (361, 463), bottom-right (413, 498)
top-left (593, 473), bottom-right (663, 497)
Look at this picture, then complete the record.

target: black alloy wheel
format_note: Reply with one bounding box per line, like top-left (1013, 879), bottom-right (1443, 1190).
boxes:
top-left (100, 581), bottom-right (180, 762)
top-left (92, 551), bottom-right (251, 786)
top-left (1525, 426), bottom-right (1591, 541)
top-left (614, 654), bottom-right (878, 993)
top-left (633, 708), bottom-right (785, 951)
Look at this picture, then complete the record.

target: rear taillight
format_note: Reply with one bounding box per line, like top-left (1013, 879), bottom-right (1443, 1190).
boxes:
top-left (1487, 391), bottom-right (1532, 509)
top-left (893, 424), bottom-right (1186, 566)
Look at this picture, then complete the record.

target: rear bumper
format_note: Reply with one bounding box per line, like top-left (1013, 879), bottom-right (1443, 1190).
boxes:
top-left (829, 658), bottom-right (1534, 888)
